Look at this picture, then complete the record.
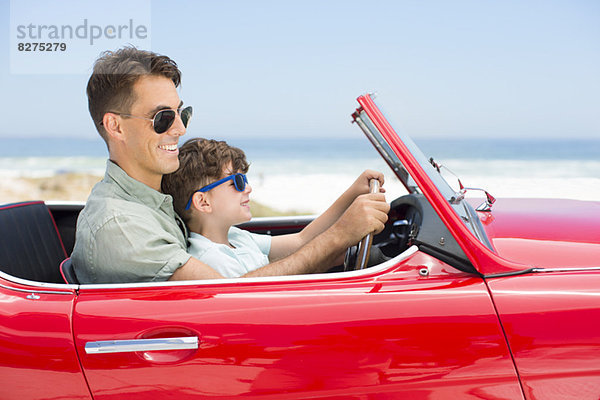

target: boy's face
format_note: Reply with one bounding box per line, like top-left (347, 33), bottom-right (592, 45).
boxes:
top-left (205, 162), bottom-right (252, 226)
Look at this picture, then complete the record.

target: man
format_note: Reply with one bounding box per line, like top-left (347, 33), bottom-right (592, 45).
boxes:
top-left (72, 46), bottom-right (389, 283)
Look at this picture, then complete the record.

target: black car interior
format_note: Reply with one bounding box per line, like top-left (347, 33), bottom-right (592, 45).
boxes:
top-left (0, 201), bottom-right (68, 283)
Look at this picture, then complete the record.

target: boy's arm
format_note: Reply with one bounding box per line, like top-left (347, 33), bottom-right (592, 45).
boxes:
top-left (245, 192), bottom-right (388, 276)
top-left (268, 170), bottom-right (385, 261)
top-left (169, 192), bottom-right (389, 280)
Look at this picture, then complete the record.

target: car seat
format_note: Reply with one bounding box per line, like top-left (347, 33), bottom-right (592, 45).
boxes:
top-left (0, 201), bottom-right (67, 283)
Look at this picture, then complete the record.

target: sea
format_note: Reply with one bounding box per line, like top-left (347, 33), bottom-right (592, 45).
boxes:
top-left (1, 137), bottom-right (599, 213)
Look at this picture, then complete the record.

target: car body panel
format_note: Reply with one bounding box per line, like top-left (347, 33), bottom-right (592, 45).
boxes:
top-left (73, 250), bottom-right (523, 399)
top-left (475, 198), bottom-right (600, 267)
top-left (0, 277), bottom-right (92, 400)
top-left (487, 271), bottom-right (600, 400)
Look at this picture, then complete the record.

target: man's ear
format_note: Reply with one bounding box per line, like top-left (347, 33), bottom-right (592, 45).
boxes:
top-left (192, 192), bottom-right (212, 214)
top-left (102, 113), bottom-right (126, 143)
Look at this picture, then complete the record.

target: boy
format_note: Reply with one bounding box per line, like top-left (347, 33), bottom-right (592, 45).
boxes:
top-left (162, 138), bottom-right (386, 278)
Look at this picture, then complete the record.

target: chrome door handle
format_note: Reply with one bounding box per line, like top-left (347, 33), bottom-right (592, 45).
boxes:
top-left (85, 336), bottom-right (198, 354)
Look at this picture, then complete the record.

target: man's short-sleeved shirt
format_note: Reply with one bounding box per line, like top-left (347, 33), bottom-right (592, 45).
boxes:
top-left (72, 160), bottom-right (191, 284)
top-left (187, 227), bottom-right (271, 278)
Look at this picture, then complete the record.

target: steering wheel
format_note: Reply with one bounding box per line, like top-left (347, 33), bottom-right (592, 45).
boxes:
top-left (386, 194), bottom-right (424, 254)
top-left (393, 204), bottom-right (421, 251)
top-left (343, 179), bottom-right (380, 271)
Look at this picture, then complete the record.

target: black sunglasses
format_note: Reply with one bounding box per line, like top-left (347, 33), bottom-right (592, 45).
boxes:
top-left (106, 106), bottom-right (193, 134)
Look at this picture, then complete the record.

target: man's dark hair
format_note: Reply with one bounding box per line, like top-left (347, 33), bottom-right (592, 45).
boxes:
top-left (86, 46), bottom-right (182, 145)
top-left (162, 138), bottom-right (249, 224)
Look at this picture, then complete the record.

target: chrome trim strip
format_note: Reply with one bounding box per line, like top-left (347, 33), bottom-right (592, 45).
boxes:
top-left (45, 200), bottom-right (86, 207)
top-left (0, 282), bottom-right (73, 295)
top-left (80, 246), bottom-right (420, 290)
top-left (0, 270), bottom-right (78, 291)
top-left (85, 336), bottom-right (198, 354)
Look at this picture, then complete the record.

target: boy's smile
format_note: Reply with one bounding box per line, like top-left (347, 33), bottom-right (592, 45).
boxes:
top-left (198, 163), bottom-right (253, 241)
top-left (209, 168), bottom-right (252, 222)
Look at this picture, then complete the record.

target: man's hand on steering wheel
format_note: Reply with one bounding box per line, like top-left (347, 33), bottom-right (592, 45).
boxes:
top-left (349, 170), bottom-right (386, 198)
top-left (333, 192), bottom-right (389, 246)
top-left (343, 179), bottom-right (387, 270)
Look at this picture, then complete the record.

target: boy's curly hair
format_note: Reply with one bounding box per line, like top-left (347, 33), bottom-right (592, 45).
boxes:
top-left (162, 138), bottom-right (249, 223)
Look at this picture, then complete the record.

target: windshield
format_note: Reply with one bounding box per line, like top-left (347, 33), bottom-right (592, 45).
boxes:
top-left (353, 96), bottom-right (492, 249)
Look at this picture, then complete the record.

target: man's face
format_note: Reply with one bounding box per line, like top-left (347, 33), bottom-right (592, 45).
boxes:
top-left (118, 75), bottom-right (186, 188)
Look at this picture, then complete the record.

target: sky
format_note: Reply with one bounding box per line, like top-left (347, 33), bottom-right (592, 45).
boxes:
top-left (1, 0), bottom-right (598, 140)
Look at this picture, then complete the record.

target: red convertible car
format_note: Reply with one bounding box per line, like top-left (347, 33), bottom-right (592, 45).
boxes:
top-left (1, 94), bottom-right (599, 399)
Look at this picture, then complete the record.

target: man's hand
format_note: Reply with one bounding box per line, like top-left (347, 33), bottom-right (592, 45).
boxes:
top-left (329, 192), bottom-right (390, 248)
top-left (349, 170), bottom-right (386, 197)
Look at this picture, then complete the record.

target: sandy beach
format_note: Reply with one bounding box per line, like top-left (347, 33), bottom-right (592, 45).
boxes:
top-left (0, 173), bottom-right (305, 217)
top-left (0, 173), bottom-right (102, 203)
top-left (2, 166), bottom-right (600, 215)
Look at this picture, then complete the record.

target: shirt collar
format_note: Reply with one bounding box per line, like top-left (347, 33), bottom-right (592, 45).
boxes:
top-left (105, 160), bottom-right (173, 211)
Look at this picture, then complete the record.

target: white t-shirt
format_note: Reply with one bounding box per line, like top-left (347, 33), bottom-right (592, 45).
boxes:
top-left (187, 226), bottom-right (271, 278)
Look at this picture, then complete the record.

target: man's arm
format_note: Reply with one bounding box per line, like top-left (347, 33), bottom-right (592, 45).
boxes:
top-left (169, 257), bottom-right (225, 281)
top-left (168, 192), bottom-right (389, 280)
top-left (269, 170), bottom-right (385, 261)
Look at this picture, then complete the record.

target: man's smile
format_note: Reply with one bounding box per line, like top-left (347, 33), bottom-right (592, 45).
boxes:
top-left (158, 143), bottom-right (178, 152)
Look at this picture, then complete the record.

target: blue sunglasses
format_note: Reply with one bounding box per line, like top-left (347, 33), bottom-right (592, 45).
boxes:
top-left (185, 173), bottom-right (248, 210)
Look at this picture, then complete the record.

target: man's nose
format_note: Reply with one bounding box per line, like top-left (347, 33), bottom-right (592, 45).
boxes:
top-left (167, 112), bottom-right (187, 136)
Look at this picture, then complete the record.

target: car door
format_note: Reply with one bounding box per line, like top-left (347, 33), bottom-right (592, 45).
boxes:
top-left (73, 249), bottom-right (525, 399)
top-left (488, 270), bottom-right (600, 400)
top-left (0, 276), bottom-right (92, 400)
